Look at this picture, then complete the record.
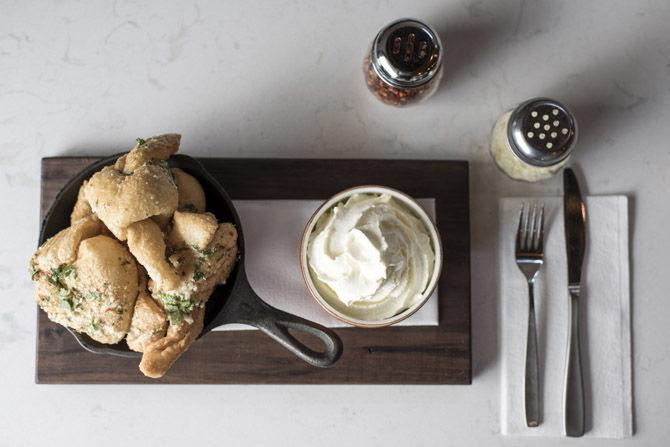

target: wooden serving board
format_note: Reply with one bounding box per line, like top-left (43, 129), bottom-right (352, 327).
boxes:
top-left (37, 158), bottom-right (471, 384)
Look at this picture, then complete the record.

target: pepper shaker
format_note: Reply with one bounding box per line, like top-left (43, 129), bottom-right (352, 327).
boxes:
top-left (364, 18), bottom-right (443, 107)
top-left (490, 98), bottom-right (578, 181)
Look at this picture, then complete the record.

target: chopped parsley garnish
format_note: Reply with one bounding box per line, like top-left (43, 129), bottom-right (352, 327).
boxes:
top-left (89, 320), bottom-right (101, 331)
top-left (29, 262), bottom-right (38, 280)
top-left (193, 270), bottom-right (206, 282)
top-left (195, 245), bottom-right (217, 260)
top-left (136, 137), bottom-right (146, 146)
top-left (58, 288), bottom-right (74, 311)
top-left (157, 292), bottom-right (195, 325)
top-left (203, 247), bottom-right (216, 257)
top-left (85, 291), bottom-right (101, 301)
top-left (48, 264), bottom-right (76, 287)
top-left (60, 264), bottom-right (75, 277)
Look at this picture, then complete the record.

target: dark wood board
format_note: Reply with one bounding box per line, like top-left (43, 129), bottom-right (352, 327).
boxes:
top-left (37, 157), bottom-right (471, 384)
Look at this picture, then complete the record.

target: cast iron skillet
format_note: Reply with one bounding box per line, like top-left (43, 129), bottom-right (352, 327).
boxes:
top-left (39, 154), bottom-right (343, 367)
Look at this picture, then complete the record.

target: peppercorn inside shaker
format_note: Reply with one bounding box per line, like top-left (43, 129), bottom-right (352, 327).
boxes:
top-left (364, 18), bottom-right (443, 107)
top-left (490, 98), bottom-right (577, 182)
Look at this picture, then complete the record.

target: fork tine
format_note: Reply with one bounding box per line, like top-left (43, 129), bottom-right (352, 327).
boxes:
top-left (525, 204), bottom-right (537, 251)
top-left (530, 203), bottom-right (539, 250)
top-left (516, 203), bottom-right (526, 250)
top-left (537, 204), bottom-right (545, 251)
top-left (523, 203), bottom-right (531, 249)
top-left (527, 203), bottom-right (537, 250)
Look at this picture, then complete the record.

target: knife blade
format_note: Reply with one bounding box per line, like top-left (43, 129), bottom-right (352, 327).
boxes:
top-left (564, 169), bottom-right (586, 287)
top-left (563, 168), bottom-right (586, 437)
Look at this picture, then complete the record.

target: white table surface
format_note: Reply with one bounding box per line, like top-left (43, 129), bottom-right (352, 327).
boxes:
top-left (1, 1), bottom-right (669, 446)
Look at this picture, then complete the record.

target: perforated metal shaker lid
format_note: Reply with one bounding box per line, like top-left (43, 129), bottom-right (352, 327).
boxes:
top-left (507, 98), bottom-right (578, 167)
top-left (371, 18), bottom-right (442, 88)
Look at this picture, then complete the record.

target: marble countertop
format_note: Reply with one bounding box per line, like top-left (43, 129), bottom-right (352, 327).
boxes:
top-left (2, 1), bottom-right (669, 445)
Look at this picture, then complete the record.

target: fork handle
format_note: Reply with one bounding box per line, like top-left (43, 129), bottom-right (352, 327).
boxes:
top-left (525, 281), bottom-right (540, 427)
top-left (564, 291), bottom-right (585, 437)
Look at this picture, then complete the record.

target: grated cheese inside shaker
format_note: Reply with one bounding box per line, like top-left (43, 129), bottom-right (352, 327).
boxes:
top-left (364, 18), bottom-right (443, 107)
top-left (490, 98), bottom-right (577, 181)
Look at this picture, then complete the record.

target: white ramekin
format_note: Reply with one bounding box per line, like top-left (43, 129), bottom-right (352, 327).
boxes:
top-left (299, 185), bottom-right (443, 328)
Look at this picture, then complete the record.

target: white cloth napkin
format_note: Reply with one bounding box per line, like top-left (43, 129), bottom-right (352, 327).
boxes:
top-left (213, 199), bottom-right (439, 331)
top-left (499, 196), bottom-right (632, 438)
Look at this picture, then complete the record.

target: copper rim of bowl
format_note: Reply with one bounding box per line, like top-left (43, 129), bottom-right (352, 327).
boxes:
top-left (299, 185), bottom-right (443, 328)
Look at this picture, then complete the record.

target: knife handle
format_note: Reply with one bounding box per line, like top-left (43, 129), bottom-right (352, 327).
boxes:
top-left (565, 292), bottom-right (585, 437)
top-left (525, 281), bottom-right (540, 427)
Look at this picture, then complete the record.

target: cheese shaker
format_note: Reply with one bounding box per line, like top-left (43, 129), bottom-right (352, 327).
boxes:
top-left (490, 98), bottom-right (577, 182)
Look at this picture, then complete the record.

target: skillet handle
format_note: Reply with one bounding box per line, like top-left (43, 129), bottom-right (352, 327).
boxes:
top-left (256, 301), bottom-right (343, 368)
top-left (229, 277), bottom-right (343, 368)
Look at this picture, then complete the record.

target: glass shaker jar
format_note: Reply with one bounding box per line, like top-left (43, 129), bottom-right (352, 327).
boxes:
top-left (364, 18), bottom-right (443, 107)
top-left (490, 98), bottom-right (577, 181)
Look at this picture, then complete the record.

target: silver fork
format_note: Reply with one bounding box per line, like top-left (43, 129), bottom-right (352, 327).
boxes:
top-left (515, 202), bottom-right (545, 428)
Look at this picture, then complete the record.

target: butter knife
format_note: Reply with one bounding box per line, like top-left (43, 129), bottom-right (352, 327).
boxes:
top-left (563, 168), bottom-right (586, 437)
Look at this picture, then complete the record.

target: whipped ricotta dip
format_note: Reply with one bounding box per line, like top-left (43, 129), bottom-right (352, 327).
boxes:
top-left (307, 193), bottom-right (435, 321)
